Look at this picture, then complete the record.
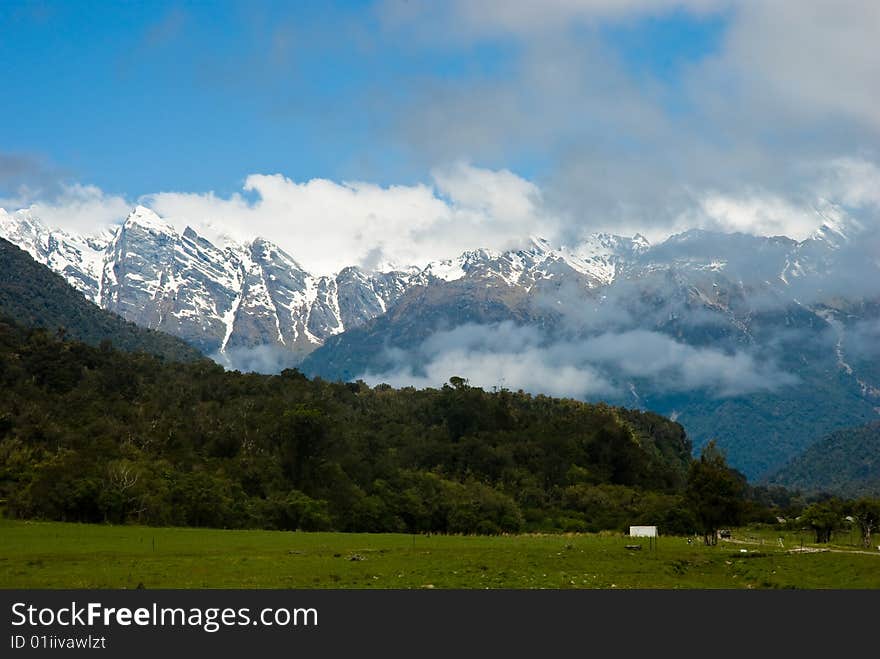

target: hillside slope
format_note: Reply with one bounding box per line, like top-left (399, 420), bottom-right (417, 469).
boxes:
top-left (0, 319), bottom-right (693, 534)
top-left (0, 237), bottom-right (202, 362)
top-left (768, 421), bottom-right (880, 497)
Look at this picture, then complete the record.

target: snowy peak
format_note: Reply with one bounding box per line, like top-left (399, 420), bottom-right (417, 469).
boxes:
top-left (572, 232), bottom-right (649, 258)
top-left (0, 207), bottom-right (44, 261)
top-left (778, 203), bottom-right (879, 295)
top-left (0, 204), bottom-right (417, 366)
top-left (631, 233), bottom-right (650, 252)
top-left (249, 236), bottom-right (307, 274)
top-left (527, 235), bottom-right (554, 254)
top-left (2, 207), bottom-right (416, 363)
top-left (561, 232), bottom-right (652, 284)
top-left (807, 202), bottom-right (864, 248)
top-left (122, 205), bottom-right (177, 236)
top-left (3, 202), bottom-right (877, 373)
top-left (0, 208), bottom-right (107, 302)
top-left (418, 257), bottom-right (468, 283)
top-left (415, 232), bottom-right (648, 290)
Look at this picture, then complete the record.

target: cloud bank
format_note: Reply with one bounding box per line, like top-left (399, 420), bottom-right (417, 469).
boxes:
top-left (3, 155), bottom-right (877, 278)
top-left (2, 2), bottom-right (879, 275)
top-left (378, 0), bottom-right (880, 241)
top-left (146, 162), bottom-right (557, 275)
top-left (0, 182), bottom-right (130, 235)
top-left (360, 321), bottom-right (797, 400)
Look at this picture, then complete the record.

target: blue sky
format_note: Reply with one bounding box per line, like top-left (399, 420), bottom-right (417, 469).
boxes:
top-left (1, 1), bottom-right (727, 197)
top-left (1, 1), bottom-right (878, 272)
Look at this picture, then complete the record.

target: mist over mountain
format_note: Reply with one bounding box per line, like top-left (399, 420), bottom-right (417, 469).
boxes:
top-left (301, 203), bottom-right (880, 478)
top-left (0, 205), bottom-right (412, 367)
top-left (1, 200), bottom-right (879, 478)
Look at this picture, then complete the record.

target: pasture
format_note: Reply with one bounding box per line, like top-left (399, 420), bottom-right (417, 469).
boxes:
top-left (1, 519), bottom-right (878, 589)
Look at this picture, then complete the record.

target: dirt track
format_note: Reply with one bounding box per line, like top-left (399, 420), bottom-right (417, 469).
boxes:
top-left (723, 536), bottom-right (880, 557)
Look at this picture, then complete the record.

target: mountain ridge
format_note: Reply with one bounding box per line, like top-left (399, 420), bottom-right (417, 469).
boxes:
top-left (0, 205), bottom-right (653, 365)
top-left (0, 236), bottom-right (202, 362)
top-left (768, 421), bottom-right (880, 497)
top-left (2, 203), bottom-right (879, 478)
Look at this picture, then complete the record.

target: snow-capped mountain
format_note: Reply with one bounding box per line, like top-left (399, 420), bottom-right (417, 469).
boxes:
top-left (2, 201), bottom-right (879, 478)
top-left (0, 205), bottom-right (653, 365)
top-left (0, 200), bottom-right (876, 372)
top-left (412, 233), bottom-right (649, 290)
top-left (0, 206), bottom-right (414, 362)
top-left (0, 204), bottom-right (880, 364)
top-left (0, 207), bottom-right (110, 302)
top-left (297, 206), bottom-right (880, 479)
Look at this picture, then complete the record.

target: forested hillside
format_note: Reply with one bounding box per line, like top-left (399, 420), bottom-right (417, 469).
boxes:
top-left (769, 421), bottom-right (880, 497)
top-left (0, 237), bottom-right (202, 362)
top-left (0, 318), bottom-right (699, 534)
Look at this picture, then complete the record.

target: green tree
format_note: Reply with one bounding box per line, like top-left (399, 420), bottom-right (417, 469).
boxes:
top-left (850, 498), bottom-right (880, 549)
top-left (685, 441), bottom-right (747, 545)
top-left (803, 499), bottom-right (844, 543)
top-left (0, 314), bottom-right (719, 535)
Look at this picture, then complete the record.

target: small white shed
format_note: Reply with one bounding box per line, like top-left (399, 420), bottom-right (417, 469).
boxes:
top-left (628, 525), bottom-right (658, 550)
top-left (629, 525), bottom-right (658, 537)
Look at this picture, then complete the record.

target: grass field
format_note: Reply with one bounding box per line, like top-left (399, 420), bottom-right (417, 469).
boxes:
top-left (1, 518), bottom-right (878, 589)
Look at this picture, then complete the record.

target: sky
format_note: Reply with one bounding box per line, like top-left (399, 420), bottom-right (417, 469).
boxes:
top-left (2, 0), bottom-right (879, 274)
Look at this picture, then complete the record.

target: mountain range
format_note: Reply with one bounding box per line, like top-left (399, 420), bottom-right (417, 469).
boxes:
top-left (0, 206), bottom-right (658, 364)
top-left (0, 236), bottom-right (201, 363)
top-left (2, 202), bottom-right (878, 478)
top-left (0, 205), bottom-right (413, 365)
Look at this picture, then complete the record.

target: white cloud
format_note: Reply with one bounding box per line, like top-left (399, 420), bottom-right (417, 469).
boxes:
top-left (5, 3), bottom-right (878, 269)
top-left (146, 164), bottom-right (558, 275)
top-left (2, 153), bottom-right (878, 276)
top-left (716, 1), bottom-right (880, 132)
top-left (360, 322), bottom-right (797, 399)
top-left (691, 193), bottom-right (817, 239)
top-left (577, 329), bottom-right (798, 397)
top-left (381, 0), bottom-right (727, 38)
top-left (818, 157), bottom-right (880, 209)
top-left (378, 0), bottom-right (880, 242)
top-left (386, 1), bottom-right (880, 132)
top-left (1, 183), bottom-right (131, 234)
top-left (365, 347), bottom-right (614, 398)
top-left (361, 322), bottom-right (615, 397)
top-left (432, 162), bottom-right (542, 229)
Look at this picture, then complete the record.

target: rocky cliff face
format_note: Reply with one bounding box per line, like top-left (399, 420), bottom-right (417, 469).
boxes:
top-left (1, 205), bottom-right (420, 365)
top-left (0, 205), bottom-right (653, 368)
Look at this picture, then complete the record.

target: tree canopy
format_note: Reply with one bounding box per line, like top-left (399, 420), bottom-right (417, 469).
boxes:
top-left (0, 317), bottom-right (697, 534)
top-left (685, 441), bottom-right (747, 544)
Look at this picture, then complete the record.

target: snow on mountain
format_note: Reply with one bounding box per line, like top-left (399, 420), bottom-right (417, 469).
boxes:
top-left (2, 201), bottom-right (875, 371)
top-left (808, 201), bottom-right (864, 248)
top-left (0, 206), bottom-right (109, 302)
top-left (412, 232), bottom-right (650, 291)
top-left (0, 206), bottom-right (421, 364)
top-left (780, 202), bottom-right (877, 297)
top-left (560, 232), bottom-right (650, 285)
top-left (97, 206), bottom-right (242, 354)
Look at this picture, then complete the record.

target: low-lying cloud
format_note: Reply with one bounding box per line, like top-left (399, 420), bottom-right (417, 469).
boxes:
top-left (359, 321), bottom-right (797, 400)
top-left (213, 344), bottom-right (303, 375)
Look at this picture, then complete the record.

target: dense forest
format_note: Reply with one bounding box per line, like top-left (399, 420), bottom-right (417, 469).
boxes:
top-left (0, 237), bottom-right (202, 363)
top-left (2, 317), bottom-right (880, 546)
top-left (0, 316), bottom-right (700, 534)
top-left (769, 421), bottom-right (880, 497)
top-left (1, 236), bottom-right (877, 540)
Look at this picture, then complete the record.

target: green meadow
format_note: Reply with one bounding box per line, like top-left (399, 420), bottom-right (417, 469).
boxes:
top-left (1, 518), bottom-right (878, 589)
